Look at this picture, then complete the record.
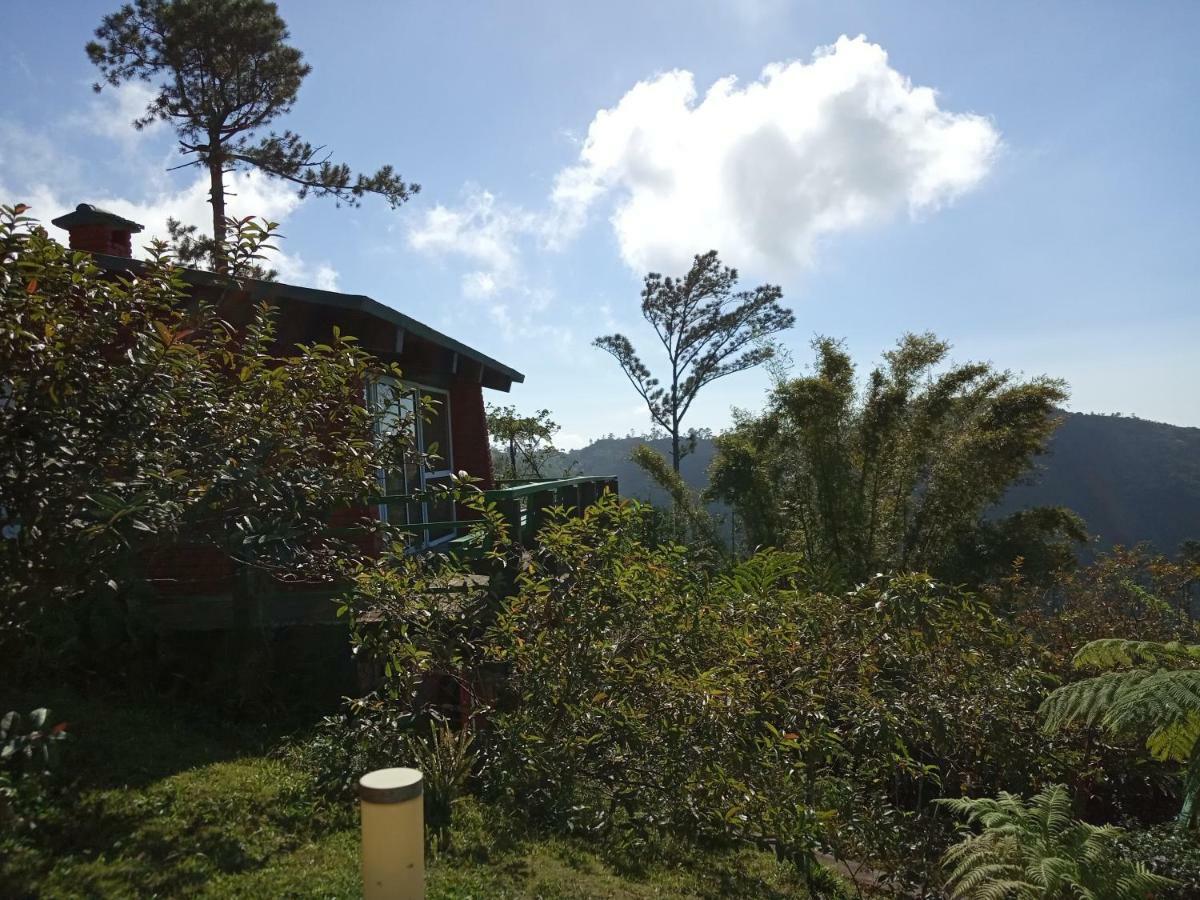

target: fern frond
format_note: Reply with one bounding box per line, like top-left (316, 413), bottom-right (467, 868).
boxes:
top-left (939, 786), bottom-right (1178, 900)
top-left (1073, 638), bottom-right (1200, 671)
top-left (1103, 670), bottom-right (1200, 760)
top-left (1146, 710), bottom-right (1200, 762)
top-left (1039, 670), bottom-right (1149, 733)
top-left (1114, 863), bottom-right (1178, 896)
top-left (969, 879), bottom-right (1035, 900)
top-left (1031, 784), bottom-right (1074, 836)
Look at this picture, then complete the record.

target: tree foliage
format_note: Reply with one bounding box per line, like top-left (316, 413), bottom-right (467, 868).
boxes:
top-left (708, 333), bottom-right (1071, 584)
top-left (594, 250), bottom-right (793, 472)
top-left (0, 204), bottom-right (412, 656)
top-left (1002, 545), bottom-right (1200, 665)
top-left (485, 404), bottom-right (564, 481)
top-left (87, 0), bottom-right (417, 268)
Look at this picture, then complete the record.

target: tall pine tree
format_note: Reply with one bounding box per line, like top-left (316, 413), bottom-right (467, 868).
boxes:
top-left (88, 0), bottom-right (417, 271)
top-left (594, 250), bottom-right (793, 472)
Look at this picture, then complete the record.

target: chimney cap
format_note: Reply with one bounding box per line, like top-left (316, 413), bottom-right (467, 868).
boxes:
top-left (51, 203), bottom-right (143, 234)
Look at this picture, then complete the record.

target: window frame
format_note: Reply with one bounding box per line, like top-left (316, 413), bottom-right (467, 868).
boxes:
top-left (369, 377), bottom-right (455, 548)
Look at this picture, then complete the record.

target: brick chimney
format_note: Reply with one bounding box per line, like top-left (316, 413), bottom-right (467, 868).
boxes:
top-left (51, 204), bottom-right (144, 258)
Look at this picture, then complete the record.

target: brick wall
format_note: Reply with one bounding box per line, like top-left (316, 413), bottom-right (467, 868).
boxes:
top-left (66, 223), bottom-right (134, 256)
top-left (143, 543), bottom-right (234, 596)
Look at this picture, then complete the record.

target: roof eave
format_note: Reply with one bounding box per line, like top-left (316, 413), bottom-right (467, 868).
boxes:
top-left (85, 253), bottom-right (526, 391)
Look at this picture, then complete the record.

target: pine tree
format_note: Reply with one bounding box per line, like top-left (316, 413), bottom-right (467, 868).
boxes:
top-left (87, 0), bottom-right (417, 271)
top-left (594, 250), bottom-right (793, 473)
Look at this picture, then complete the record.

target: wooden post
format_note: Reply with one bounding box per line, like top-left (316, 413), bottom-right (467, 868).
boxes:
top-left (561, 484), bottom-right (582, 517)
top-left (359, 768), bottom-right (424, 899)
top-left (578, 480), bottom-right (598, 512)
top-left (499, 497), bottom-right (522, 543)
top-left (527, 489), bottom-right (555, 545)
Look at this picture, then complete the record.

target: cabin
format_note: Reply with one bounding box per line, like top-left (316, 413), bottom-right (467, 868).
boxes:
top-left (50, 204), bottom-right (615, 696)
top-left (52, 202), bottom-right (519, 505)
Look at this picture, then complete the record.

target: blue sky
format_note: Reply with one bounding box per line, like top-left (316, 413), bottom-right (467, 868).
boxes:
top-left (3, 1), bottom-right (1197, 447)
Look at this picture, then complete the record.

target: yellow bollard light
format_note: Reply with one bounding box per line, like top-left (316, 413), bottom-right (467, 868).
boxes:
top-left (359, 767), bottom-right (424, 899)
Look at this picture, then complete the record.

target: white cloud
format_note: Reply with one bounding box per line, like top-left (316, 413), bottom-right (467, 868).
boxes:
top-left (69, 81), bottom-right (164, 146)
top-left (407, 187), bottom-right (535, 298)
top-left (407, 187), bottom-right (568, 340)
top-left (276, 254), bottom-right (340, 291)
top-left (550, 35), bottom-right (1000, 275)
top-left (408, 34), bottom-right (998, 320)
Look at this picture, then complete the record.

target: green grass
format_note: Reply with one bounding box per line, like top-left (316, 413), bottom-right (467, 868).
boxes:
top-left (1, 685), bottom-right (819, 898)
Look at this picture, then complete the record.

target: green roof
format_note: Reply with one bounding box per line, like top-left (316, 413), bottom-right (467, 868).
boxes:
top-left (51, 204), bottom-right (144, 233)
top-left (87, 252), bottom-right (525, 389)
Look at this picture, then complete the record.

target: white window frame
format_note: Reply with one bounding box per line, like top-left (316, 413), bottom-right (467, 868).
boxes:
top-left (370, 377), bottom-right (455, 547)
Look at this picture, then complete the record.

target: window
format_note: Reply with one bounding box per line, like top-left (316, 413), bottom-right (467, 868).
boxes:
top-left (370, 377), bottom-right (454, 546)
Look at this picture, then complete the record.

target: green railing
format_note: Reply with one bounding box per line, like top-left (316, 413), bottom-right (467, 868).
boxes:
top-left (373, 474), bottom-right (618, 548)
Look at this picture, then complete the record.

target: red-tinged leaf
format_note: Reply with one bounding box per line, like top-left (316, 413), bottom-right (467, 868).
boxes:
top-left (26, 278), bottom-right (38, 293)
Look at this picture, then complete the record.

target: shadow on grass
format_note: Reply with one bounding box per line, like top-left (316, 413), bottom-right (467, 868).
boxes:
top-left (0, 681), bottom-right (352, 897)
top-left (1, 681), bottom-right (323, 791)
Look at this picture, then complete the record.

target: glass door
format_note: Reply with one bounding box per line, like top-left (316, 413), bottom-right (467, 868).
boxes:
top-left (371, 377), bottom-right (454, 546)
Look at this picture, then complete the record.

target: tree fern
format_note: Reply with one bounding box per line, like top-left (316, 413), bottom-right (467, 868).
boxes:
top-left (1073, 638), bottom-right (1200, 669)
top-left (1040, 637), bottom-right (1200, 827)
top-left (938, 785), bottom-right (1175, 899)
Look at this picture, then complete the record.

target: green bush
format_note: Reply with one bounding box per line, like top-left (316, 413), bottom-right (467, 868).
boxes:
top-left (342, 492), bottom-right (1060, 888)
top-left (1114, 824), bottom-right (1200, 898)
top-left (485, 500), bottom-right (829, 863)
top-left (0, 706), bottom-right (68, 835)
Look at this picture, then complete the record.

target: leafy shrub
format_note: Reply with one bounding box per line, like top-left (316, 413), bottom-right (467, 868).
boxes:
top-left (343, 491), bottom-right (1060, 888)
top-left (1114, 824), bottom-right (1200, 898)
top-left (484, 500), bottom-right (830, 864)
top-left (345, 496), bottom-right (832, 869)
top-left (938, 785), bottom-right (1174, 899)
top-left (293, 701), bottom-right (416, 801)
top-left (292, 705), bottom-right (476, 849)
top-left (1, 707), bottom-right (67, 834)
top-left (0, 204), bottom-right (415, 671)
top-left (409, 720), bottom-right (476, 848)
top-left (792, 574), bottom-right (1055, 890)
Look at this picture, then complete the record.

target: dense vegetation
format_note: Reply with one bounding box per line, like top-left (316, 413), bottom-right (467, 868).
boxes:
top-left (0, 205), bottom-right (417, 679)
top-left (4, 3), bottom-right (1199, 893)
top-left (5, 199), bottom-right (1200, 896)
top-left (557, 411), bottom-right (1200, 560)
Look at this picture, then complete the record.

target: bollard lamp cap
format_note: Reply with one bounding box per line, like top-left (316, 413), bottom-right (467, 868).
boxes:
top-left (358, 767), bottom-right (423, 804)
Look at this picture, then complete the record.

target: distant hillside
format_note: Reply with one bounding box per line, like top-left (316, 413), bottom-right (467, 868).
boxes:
top-left (560, 412), bottom-right (1200, 555)
top-left (994, 412), bottom-right (1200, 553)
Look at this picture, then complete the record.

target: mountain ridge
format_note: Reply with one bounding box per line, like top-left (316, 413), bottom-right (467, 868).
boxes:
top-left (557, 411), bottom-right (1200, 555)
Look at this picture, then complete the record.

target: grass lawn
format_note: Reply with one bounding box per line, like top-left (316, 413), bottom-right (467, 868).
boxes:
top-left (0, 685), bottom-right (822, 898)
